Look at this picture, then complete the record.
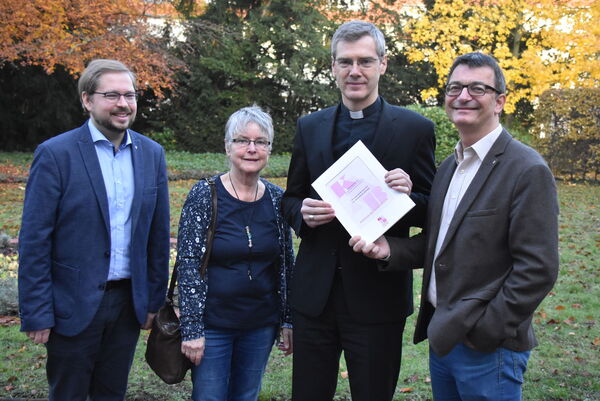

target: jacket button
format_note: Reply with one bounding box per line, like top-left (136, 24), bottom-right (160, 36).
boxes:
top-left (104, 251), bottom-right (110, 257)
top-left (98, 283), bottom-right (106, 290)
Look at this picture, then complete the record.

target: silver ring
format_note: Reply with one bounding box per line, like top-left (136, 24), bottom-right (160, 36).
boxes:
top-left (309, 214), bottom-right (314, 221)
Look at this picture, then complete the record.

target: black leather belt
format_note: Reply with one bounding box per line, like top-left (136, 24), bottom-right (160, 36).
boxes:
top-left (103, 279), bottom-right (131, 291)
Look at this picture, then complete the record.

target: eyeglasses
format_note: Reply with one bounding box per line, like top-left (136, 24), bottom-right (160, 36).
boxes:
top-left (335, 57), bottom-right (379, 70)
top-left (445, 83), bottom-right (502, 97)
top-left (230, 138), bottom-right (271, 149)
top-left (90, 91), bottom-right (138, 103)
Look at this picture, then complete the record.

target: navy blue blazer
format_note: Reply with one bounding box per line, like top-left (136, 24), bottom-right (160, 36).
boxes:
top-left (18, 122), bottom-right (170, 337)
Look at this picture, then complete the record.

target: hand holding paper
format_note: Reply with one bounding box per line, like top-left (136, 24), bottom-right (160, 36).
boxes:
top-left (301, 198), bottom-right (335, 228)
top-left (384, 168), bottom-right (413, 195)
top-left (349, 235), bottom-right (390, 260)
top-left (312, 141), bottom-right (415, 244)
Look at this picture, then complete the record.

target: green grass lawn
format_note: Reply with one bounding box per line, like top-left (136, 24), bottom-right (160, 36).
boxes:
top-left (1, 172), bottom-right (598, 399)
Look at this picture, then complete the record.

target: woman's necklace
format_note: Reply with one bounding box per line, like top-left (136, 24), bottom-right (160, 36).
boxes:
top-left (229, 173), bottom-right (259, 280)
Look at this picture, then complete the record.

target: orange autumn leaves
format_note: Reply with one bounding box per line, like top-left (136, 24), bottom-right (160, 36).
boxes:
top-left (0, 0), bottom-right (185, 96)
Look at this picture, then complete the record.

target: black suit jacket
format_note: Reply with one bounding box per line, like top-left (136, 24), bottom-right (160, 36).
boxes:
top-left (282, 99), bottom-right (436, 323)
top-left (385, 130), bottom-right (559, 355)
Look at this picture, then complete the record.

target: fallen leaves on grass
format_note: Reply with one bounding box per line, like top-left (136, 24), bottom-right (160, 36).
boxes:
top-left (0, 315), bottom-right (20, 326)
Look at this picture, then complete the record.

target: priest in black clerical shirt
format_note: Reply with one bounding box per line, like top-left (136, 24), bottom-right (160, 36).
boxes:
top-left (282, 21), bottom-right (436, 401)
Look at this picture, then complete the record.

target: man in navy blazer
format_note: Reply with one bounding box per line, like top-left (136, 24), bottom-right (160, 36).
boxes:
top-left (18, 59), bottom-right (170, 400)
top-left (282, 21), bottom-right (436, 401)
top-left (350, 53), bottom-right (558, 400)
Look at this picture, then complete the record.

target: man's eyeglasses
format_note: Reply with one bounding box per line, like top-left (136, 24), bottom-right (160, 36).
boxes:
top-left (445, 83), bottom-right (502, 97)
top-left (335, 57), bottom-right (379, 70)
top-left (91, 91), bottom-right (138, 103)
top-left (230, 138), bottom-right (271, 149)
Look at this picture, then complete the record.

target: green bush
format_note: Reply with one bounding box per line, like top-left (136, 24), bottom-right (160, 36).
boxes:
top-left (533, 88), bottom-right (600, 180)
top-left (146, 128), bottom-right (180, 152)
top-left (406, 105), bottom-right (459, 165)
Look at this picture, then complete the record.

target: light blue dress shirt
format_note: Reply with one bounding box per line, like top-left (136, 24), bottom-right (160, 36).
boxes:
top-left (88, 120), bottom-right (135, 281)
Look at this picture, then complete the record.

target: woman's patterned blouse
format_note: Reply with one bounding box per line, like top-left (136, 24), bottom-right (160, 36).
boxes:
top-left (176, 174), bottom-right (294, 341)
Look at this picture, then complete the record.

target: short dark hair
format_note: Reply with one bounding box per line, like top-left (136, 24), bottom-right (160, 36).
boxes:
top-left (447, 52), bottom-right (506, 94)
top-left (78, 59), bottom-right (136, 100)
top-left (331, 20), bottom-right (386, 60)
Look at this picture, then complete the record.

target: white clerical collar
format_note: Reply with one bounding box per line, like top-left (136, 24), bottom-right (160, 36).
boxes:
top-left (349, 110), bottom-right (364, 119)
top-left (343, 97), bottom-right (382, 120)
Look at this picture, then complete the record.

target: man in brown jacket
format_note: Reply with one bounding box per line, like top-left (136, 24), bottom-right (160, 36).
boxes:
top-left (350, 52), bottom-right (559, 400)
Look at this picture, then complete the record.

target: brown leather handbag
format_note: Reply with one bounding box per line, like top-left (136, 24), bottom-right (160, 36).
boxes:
top-left (145, 178), bottom-right (217, 384)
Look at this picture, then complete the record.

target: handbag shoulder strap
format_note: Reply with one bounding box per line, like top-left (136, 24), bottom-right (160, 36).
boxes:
top-left (200, 177), bottom-right (217, 278)
top-left (167, 176), bottom-right (217, 302)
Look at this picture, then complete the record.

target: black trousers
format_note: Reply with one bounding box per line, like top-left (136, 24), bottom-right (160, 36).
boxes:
top-left (292, 273), bottom-right (406, 401)
top-left (45, 283), bottom-right (140, 401)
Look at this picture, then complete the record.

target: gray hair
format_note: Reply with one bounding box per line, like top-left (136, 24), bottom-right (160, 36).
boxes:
top-left (331, 20), bottom-right (386, 60)
top-left (78, 59), bottom-right (137, 104)
top-left (447, 52), bottom-right (506, 94)
top-left (224, 105), bottom-right (274, 149)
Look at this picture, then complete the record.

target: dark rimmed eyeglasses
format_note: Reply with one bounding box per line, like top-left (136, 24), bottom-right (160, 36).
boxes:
top-left (230, 138), bottom-right (271, 149)
top-left (445, 83), bottom-right (503, 97)
top-left (90, 91), bottom-right (138, 103)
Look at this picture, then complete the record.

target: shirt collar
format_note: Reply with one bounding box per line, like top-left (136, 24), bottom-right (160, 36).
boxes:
top-left (454, 124), bottom-right (503, 164)
top-left (88, 119), bottom-right (132, 148)
top-left (340, 97), bottom-right (382, 120)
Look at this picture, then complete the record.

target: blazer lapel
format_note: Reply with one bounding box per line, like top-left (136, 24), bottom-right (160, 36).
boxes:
top-left (425, 157), bottom-right (457, 262)
top-left (314, 106), bottom-right (337, 173)
top-left (437, 130), bottom-right (512, 256)
top-left (371, 99), bottom-right (396, 159)
top-left (129, 132), bottom-right (145, 233)
top-left (77, 124), bottom-right (110, 233)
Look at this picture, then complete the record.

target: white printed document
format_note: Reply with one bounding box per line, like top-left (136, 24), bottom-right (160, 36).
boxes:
top-left (312, 141), bottom-right (415, 244)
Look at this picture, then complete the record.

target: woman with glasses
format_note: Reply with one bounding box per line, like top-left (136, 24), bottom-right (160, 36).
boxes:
top-left (176, 105), bottom-right (294, 401)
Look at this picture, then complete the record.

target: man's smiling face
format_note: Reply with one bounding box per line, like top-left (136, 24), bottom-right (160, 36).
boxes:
top-left (444, 64), bottom-right (505, 141)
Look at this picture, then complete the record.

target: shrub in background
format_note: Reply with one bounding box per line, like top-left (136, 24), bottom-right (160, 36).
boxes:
top-left (165, 152), bottom-right (290, 179)
top-left (146, 128), bottom-right (180, 152)
top-left (0, 233), bottom-right (18, 316)
top-left (406, 105), bottom-right (458, 165)
top-left (533, 88), bottom-right (600, 181)
top-left (0, 278), bottom-right (18, 315)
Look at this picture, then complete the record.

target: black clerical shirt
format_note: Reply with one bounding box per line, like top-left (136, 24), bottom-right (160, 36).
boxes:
top-left (332, 97), bottom-right (383, 160)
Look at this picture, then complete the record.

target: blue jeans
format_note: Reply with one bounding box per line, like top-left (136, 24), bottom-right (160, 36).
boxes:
top-left (191, 325), bottom-right (278, 401)
top-left (429, 343), bottom-right (530, 401)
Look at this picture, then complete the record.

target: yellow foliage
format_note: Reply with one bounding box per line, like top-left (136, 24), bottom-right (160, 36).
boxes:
top-left (404, 0), bottom-right (600, 114)
top-left (0, 254), bottom-right (18, 279)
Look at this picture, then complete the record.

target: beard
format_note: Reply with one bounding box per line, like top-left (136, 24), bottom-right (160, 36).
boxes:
top-left (93, 107), bottom-right (136, 138)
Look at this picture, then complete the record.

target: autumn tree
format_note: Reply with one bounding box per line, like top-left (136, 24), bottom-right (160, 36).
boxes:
top-left (0, 0), bottom-right (195, 150)
top-left (0, 0), bottom-right (186, 94)
top-left (533, 88), bottom-right (600, 180)
top-left (403, 0), bottom-right (600, 115)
